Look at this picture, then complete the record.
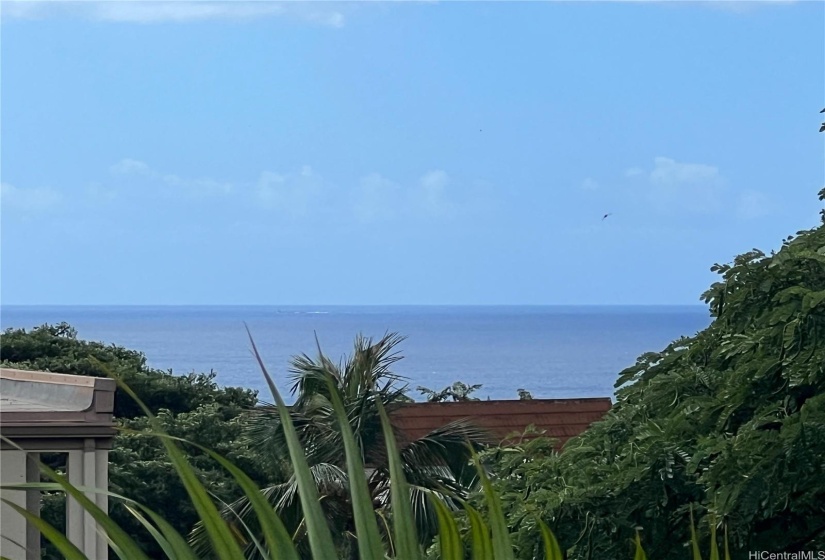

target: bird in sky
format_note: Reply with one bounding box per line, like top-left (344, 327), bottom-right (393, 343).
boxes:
top-left (602, 213), bottom-right (612, 221)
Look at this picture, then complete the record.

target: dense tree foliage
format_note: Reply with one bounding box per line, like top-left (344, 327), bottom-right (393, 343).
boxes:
top-left (0, 324), bottom-right (263, 556)
top-left (486, 190), bottom-right (825, 559)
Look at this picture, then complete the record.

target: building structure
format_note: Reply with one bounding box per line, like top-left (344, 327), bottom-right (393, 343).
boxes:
top-left (0, 368), bottom-right (116, 560)
top-left (390, 397), bottom-right (612, 447)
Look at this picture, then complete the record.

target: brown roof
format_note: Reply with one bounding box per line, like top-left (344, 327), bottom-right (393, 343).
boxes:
top-left (389, 397), bottom-right (612, 448)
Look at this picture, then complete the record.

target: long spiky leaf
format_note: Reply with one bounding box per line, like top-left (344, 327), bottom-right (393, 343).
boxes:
top-left (246, 325), bottom-right (339, 560)
top-left (431, 495), bottom-right (463, 560)
top-left (538, 519), bottom-right (564, 560)
top-left (324, 373), bottom-right (386, 560)
top-left (378, 399), bottom-right (422, 560)
top-left (709, 514), bottom-right (720, 560)
top-left (3, 480), bottom-right (199, 560)
top-left (471, 451), bottom-right (515, 560)
top-left (162, 433), bottom-right (300, 560)
top-left (109, 372), bottom-right (247, 560)
top-left (465, 504), bottom-right (493, 560)
top-left (690, 505), bottom-right (703, 560)
top-left (1, 436), bottom-right (153, 560)
top-left (634, 530), bottom-right (648, 560)
top-left (1, 499), bottom-right (87, 560)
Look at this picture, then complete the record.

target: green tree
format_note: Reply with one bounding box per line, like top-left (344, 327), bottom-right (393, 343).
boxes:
top-left (193, 333), bottom-right (491, 559)
top-left (486, 188), bottom-right (825, 559)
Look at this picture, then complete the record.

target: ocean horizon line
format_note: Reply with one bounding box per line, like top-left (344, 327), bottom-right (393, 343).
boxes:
top-left (1, 303), bottom-right (709, 309)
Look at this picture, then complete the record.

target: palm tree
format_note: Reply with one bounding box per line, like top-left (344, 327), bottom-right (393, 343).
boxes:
top-left (191, 332), bottom-right (491, 559)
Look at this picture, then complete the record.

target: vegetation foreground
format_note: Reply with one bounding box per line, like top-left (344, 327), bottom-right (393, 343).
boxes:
top-left (1, 187), bottom-right (824, 558)
top-left (3, 333), bottom-right (731, 560)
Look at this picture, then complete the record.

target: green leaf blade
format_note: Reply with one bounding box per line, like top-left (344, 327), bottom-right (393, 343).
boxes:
top-left (246, 327), bottom-right (339, 560)
top-left (378, 400), bottom-right (422, 560)
top-left (325, 374), bottom-right (386, 560)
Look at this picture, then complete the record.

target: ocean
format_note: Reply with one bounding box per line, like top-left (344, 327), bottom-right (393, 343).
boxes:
top-left (0, 306), bottom-right (712, 402)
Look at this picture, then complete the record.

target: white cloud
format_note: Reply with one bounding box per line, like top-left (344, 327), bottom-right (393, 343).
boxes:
top-left (109, 158), bottom-right (233, 195)
top-left (621, 157), bottom-right (780, 220)
top-left (418, 170), bottom-right (450, 215)
top-left (256, 166), bottom-right (324, 216)
top-left (298, 7), bottom-right (345, 28)
top-left (352, 173), bottom-right (400, 223)
top-left (584, 0), bottom-right (799, 11)
top-left (1, 1), bottom-right (345, 26)
top-left (349, 169), bottom-right (469, 224)
top-left (736, 190), bottom-right (771, 220)
top-left (85, 183), bottom-right (118, 202)
top-left (701, 0), bottom-right (798, 14)
top-left (110, 158), bottom-right (151, 176)
top-left (91, 2), bottom-right (289, 23)
top-left (647, 156), bottom-right (725, 214)
top-left (650, 157), bottom-right (719, 186)
top-left (1, 182), bottom-right (63, 213)
top-left (161, 173), bottom-right (233, 194)
top-left (105, 159), bottom-right (464, 222)
top-left (581, 177), bottom-right (599, 191)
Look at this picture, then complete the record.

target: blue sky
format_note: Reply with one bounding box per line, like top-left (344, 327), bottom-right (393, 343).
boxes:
top-left (1, 1), bottom-right (823, 305)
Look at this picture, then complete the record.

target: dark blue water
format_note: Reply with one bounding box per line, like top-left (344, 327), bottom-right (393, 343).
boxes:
top-left (0, 306), bottom-right (711, 401)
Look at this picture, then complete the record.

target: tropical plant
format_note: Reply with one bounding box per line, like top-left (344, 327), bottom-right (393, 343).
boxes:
top-left (417, 381), bottom-right (483, 402)
top-left (191, 333), bottom-right (492, 558)
top-left (0, 332), bottom-right (571, 560)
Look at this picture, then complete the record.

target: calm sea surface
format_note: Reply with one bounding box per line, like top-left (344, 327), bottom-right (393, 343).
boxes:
top-left (0, 306), bottom-right (711, 401)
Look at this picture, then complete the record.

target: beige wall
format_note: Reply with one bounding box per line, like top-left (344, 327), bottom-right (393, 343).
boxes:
top-left (0, 450), bottom-right (29, 560)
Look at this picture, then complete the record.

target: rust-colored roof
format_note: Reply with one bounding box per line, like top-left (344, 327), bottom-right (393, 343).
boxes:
top-left (389, 398), bottom-right (612, 448)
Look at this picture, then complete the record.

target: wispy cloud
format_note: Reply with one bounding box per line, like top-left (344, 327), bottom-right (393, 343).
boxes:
top-left (349, 169), bottom-right (474, 225)
top-left (85, 183), bottom-right (118, 202)
top-left (418, 170), bottom-right (451, 216)
top-left (110, 158), bottom-right (152, 176)
top-left (106, 159), bottom-right (469, 224)
top-left (1, 182), bottom-right (63, 213)
top-left (736, 190), bottom-right (771, 219)
top-left (647, 156), bottom-right (725, 214)
top-left (623, 156), bottom-right (773, 220)
top-left (110, 158), bottom-right (233, 195)
top-left (352, 173), bottom-right (401, 223)
top-left (649, 157), bottom-right (720, 187)
top-left (588, 0), bottom-right (799, 10)
top-left (581, 177), bottom-right (599, 191)
top-left (700, 0), bottom-right (799, 14)
top-left (256, 165), bottom-right (325, 217)
top-left (1, 1), bottom-right (346, 27)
